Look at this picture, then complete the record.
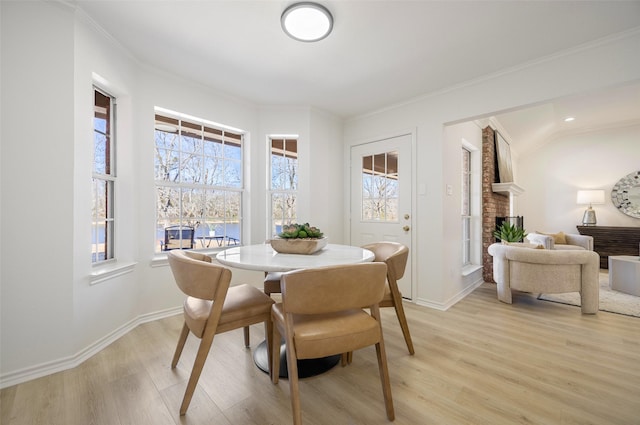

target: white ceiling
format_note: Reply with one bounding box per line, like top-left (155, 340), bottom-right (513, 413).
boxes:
top-left (73, 0), bottom-right (640, 151)
top-left (490, 82), bottom-right (640, 155)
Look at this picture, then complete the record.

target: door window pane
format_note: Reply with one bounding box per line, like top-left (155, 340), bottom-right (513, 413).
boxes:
top-left (361, 151), bottom-right (398, 221)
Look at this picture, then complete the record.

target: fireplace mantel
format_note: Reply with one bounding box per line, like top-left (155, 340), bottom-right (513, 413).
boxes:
top-left (491, 182), bottom-right (525, 196)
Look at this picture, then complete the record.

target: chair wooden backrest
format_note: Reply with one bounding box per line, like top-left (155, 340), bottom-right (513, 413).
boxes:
top-left (168, 249), bottom-right (230, 304)
top-left (281, 263), bottom-right (387, 314)
top-left (272, 262), bottom-right (394, 424)
top-left (361, 241), bottom-right (414, 355)
top-left (167, 250), bottom-right (275, 415)
top-left (363, 241), bottom-right (408, 283)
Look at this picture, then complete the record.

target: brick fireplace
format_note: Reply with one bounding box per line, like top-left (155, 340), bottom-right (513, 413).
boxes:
top-left (482, 126), bottom-right (510, 283)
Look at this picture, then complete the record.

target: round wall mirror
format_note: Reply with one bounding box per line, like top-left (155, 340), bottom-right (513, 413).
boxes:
top-left (611, 171), bottom-right (640, 218)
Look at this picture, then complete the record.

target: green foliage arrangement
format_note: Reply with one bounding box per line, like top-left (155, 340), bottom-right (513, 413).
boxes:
top-left (278, 223), bottom-right (324, 239)
top-left (493, 222), bottom-right (527, 243)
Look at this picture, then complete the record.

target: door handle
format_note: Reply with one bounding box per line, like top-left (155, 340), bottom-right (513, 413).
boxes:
top-left (403, 225), bottom-right (410, 232)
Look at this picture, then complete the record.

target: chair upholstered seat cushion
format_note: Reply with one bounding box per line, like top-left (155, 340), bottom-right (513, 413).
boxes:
top-left (272, 304), bottom-right (381, 359)
top-left (185, 284), bottom-right (273, 338)
top-left (264, 272), bottom-right (283, 295)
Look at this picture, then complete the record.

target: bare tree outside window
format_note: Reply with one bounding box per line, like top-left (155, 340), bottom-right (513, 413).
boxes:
top-left (462, 147), bottom-right (471, 266)
top-left (362, 151), bottom-right (398, 221)
top-left (270, 138), bottom-right (298, 236)
top-left (154, 112), bottom-right (243, 252)
top-left (92, 88), bottom-right (115, 263)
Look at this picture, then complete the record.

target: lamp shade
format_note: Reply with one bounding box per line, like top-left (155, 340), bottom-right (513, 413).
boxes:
top-left (576, 190), bottom-right (605, 205)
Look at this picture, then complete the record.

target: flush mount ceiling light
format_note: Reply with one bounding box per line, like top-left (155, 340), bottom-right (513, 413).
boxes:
top-left (281, 2), bottom-right (333, 42)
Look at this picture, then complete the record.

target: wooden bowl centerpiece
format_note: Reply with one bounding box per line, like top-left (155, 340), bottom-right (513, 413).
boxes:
top-left (270, 223), bottom-right (327, 254)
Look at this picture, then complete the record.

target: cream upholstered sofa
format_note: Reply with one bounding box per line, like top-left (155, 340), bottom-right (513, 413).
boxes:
top-left (526, 231), bottom-right (593, 250)
top-left (488, 243), bottom-right (600, 314)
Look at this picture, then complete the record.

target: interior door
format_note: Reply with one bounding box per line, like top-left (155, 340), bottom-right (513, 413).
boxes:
top-left (350, 134), bottom-right (413, 299)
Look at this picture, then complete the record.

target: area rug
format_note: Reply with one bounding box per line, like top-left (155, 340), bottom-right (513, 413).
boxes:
top-left (537, 272), bottom-right (640, 318)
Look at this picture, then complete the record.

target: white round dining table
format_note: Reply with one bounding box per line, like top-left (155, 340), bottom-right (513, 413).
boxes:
top-left (215, 242), bottom-right (376, 379)
top-left (215, 243), bottom-right (375, 272)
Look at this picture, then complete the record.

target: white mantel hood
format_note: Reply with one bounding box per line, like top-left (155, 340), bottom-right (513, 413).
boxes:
top-left (492, 182), bottom-right (525, 196)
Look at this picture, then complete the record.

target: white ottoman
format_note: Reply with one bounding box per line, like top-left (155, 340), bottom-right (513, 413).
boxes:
top-left (608, 255), bottom-right (640, 296)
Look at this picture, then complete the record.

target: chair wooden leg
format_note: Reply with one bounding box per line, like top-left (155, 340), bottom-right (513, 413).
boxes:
top-left (284, 331), bottom-right (303, 425)
top-left (340, 351), bottom-right (353, 365)
top-left (171, 322), bottom-right (190, 368)
top-left (243, 326), bottom-right (250, 347)
top-left (180, 334), bottom-right (215, 415)
top-left (341, 352), bottom-right (348, 366)
top-left (375, 339), bottom-right (395, 421)
top-left (393, 300), bottom-right (415, 355)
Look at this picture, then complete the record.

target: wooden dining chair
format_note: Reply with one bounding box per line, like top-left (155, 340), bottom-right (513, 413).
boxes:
top-left (167, 250), bottom-right (275, 415)
top-left (362, 242), bottom-right (414, 355)
top-left (271, 263), bottom-right (394, 425)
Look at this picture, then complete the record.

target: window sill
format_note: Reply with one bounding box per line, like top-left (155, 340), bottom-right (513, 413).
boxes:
top-left (150, 248), bottom-right (220, 267)
top-left (462, 264), bottom-right (482, 277)
top-left (90, 261), bottom-right (137, 285)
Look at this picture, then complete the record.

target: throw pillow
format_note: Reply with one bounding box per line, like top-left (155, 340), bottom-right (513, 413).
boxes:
top-left (536, 231), bottom-right (567, 245)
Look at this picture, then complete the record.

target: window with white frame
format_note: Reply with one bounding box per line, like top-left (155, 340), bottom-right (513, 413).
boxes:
top-left (92, 88), bottom-right (116, 263)
top-left (462, 147), bottom-right (471, 266)
top-left (269, 137), bottom-right (298, 237)
top-left (154, 110), bottom-right (244, 252)
top-left (362, 151), bottom-right (399, 221)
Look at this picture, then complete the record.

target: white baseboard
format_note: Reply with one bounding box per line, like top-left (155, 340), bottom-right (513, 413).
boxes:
top-left (415, 278), bottom-right (484, 311)
top-left (0, 307), bottom-right (182, 389)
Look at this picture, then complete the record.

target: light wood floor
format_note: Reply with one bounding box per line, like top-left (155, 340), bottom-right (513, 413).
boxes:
top-left (2, 283), bottom-right (639, 425)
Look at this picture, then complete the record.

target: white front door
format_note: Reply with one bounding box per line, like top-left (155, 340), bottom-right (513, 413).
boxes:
top-left (350, 134), bottom-right (413, 299)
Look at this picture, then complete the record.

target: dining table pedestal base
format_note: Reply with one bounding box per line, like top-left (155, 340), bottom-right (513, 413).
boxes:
top-left (253, 340), bottom-right (341, 379)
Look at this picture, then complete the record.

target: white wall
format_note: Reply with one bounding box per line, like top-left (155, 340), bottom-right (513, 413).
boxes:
top-left (0, 1), bottom-right (343, 386)
top-left (309, 108), bottom-right (344, 242)
top-left (72, 3), bottom-right (142, 364)
top-left (444, 121), bottom-right (484, 291)
top-left (1, 0), bottom-right (76, 376)
top-left (344, 29), bottom-right (640, 308)
top-left (517, 124), bottom-right (640, 233)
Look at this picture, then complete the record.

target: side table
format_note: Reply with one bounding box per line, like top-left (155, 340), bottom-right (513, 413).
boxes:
top-left (608, 255), bottom-right (640, 296)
